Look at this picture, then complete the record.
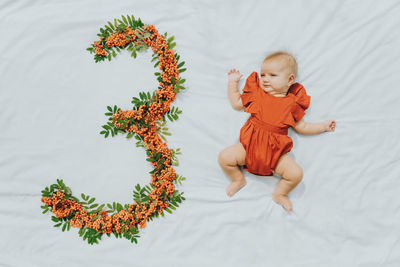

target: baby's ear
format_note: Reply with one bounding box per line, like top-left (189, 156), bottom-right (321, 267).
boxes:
top-left (288, 74), bottom-right (295, 84)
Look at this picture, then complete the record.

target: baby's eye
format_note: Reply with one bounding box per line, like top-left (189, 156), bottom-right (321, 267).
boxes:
top-left (271, 74), bottom-right (276, 77)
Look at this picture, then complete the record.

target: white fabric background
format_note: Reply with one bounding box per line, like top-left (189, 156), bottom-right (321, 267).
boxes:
top-left (1, 0), bottom-right (400, 266)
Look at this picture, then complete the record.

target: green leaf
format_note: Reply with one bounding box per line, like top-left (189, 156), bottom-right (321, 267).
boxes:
top-left (165, 207), bottom-right (172, 214)
top-left (177, 61), bottom-right (185, 68)
top-left (134, 32), bottom-right (143, 39)
top-left (167, 36), bottom-right (175, 44)
top-left (121, 15), bottom-right (128, 25)
top-left (107, 21), bottom-right (115, 30)
top-left (127, 15), bottom-right (133, 26)
top-left (169, 42), bottom-right (176, 49)
top-left (117, 203), bottom-right (123, 212)
top-left (105, 25), bottom-right (113, 33)
top-left (118, 19), bottom-right (126, 27)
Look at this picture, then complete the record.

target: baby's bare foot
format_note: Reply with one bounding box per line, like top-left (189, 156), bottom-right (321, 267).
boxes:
top-left (226, 180), bottom-right (247, 197)
top-left (272, 194), bottom-right (293, 212)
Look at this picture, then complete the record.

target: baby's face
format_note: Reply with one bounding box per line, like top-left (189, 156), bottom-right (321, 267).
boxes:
top-left (259, 59), bottom-right (294, 96)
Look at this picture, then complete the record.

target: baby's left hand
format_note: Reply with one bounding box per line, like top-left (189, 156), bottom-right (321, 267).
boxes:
top-left (324, 120), bottom-right (336, 132)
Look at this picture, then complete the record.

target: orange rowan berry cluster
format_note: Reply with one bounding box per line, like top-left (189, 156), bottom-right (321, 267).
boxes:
top-left (93, 37), bottom-right (107, 56)
top-left (106, 31), bottom-right (131, 47)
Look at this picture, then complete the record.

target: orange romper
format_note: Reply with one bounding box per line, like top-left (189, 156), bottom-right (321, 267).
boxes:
top-left (239, 72), bottom-right (311, 176)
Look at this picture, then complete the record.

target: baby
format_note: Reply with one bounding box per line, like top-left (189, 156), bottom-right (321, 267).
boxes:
top-left (218, 51), bottom-right (336, 212)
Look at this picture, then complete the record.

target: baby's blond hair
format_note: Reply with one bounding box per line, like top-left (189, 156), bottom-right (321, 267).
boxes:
top-left (263, 51), bottom-right (298, 78)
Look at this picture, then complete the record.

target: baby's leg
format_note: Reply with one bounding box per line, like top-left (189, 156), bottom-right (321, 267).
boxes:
top-left (272, 154), bottom-right (303, 212)
top-left (218, 143), bottom-right (247, 197)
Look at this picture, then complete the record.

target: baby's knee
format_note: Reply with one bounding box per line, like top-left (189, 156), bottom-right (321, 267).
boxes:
top-left (218, 149), bottom-right (230, 165)
top-left (218, 148), bottom-right (238, 166)
top-left (286, 166), bottom-right (303, 183)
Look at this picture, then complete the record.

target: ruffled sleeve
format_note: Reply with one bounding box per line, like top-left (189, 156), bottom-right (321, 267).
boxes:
top-left (289, 83), bottom-right (311, 122)
top-left (240, 72), bottom-right (260, 114)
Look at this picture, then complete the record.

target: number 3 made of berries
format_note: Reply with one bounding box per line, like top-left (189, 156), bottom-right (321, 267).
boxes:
top-left (40, 15), bottom-right (187, 245)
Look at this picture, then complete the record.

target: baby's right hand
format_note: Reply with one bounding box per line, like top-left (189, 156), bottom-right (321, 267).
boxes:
top-left (228, 68), bottom-right (243, 83)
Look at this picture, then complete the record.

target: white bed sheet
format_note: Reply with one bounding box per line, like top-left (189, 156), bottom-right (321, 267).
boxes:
top-left (1, 0), bottom-right (400, 266)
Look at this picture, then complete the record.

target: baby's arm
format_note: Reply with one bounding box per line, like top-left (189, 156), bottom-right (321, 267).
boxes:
top-left (227, 69), bottom-right (244, 110)
top-left (294, 118), bottom-right (336, 135)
